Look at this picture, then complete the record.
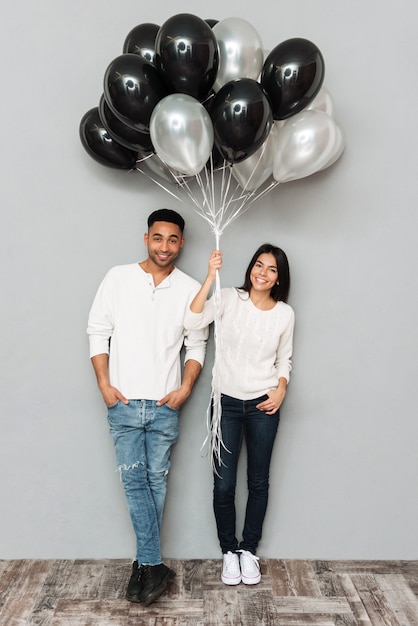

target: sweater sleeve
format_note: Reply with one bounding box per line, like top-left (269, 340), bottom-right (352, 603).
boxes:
top-left (86, 271), bottom-right (114, 358)
top-left (275, 305), bottom-right (295, 383)
top-left (183, 326), bottom-right (208, 366)
top-left (183, 291), bottom-right (217, 330)
top-left (181, 280), bottom-right (211, 366)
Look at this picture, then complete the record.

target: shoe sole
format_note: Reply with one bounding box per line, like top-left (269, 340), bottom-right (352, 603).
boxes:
top-left (141, 571), bottom-right (176, 607)
top-left (125, 593), bottom-right (142, 603)
top-left (241, 575), bottom-right (261, 585)
top-left (221, 575), bottom-right (242, 585)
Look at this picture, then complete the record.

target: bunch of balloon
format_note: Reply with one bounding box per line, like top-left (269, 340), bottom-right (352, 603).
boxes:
top-left (79, 14), bottom-right (344, 462)
top-left (79, 13), bottom-right (344, 239)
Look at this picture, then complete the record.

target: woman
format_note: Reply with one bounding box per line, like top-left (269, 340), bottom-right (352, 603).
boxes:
top-left (184, 244), bottom-right (295, 586)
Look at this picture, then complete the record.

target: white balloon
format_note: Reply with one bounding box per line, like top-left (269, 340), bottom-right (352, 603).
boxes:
top-left (150, 94), bottom-right (214, 177)
top-left (307, 86), bottom-right (335, 116)
top-left (213, 18), bottom-right (264, 92)
top-left (272, 110), bottom-right (344, 183)
top-left (320, 124), bottom-right (345, 170)
top-left (231, 124), bottom-right (279, 191)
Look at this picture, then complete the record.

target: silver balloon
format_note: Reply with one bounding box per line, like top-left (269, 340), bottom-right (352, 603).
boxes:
top-left (307, 86), bottom-right (335, 116)
top-left (212, 18), bottom-right (264, 92)
top-left (138, 153), bottom-right (180, 184)
top-left (231, 123), bottom-right (280, 191)
top-left (150, 94), bottom-right (214, 177)
top-left (272, 110), bottom-right (344, 183)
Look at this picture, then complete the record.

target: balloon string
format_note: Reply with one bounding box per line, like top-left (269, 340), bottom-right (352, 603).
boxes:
top-left (137, 153), bottom-right (278, 235)
top-left (135, 165), bottom-right (184, 202)
top-left (200, 228), bottom-right (228, 472)
top-left (136, 152), bottom-right (280, 469)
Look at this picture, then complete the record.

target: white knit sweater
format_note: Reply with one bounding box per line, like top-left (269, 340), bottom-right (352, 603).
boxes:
top-left (184, 287), bottom-right (295, 400)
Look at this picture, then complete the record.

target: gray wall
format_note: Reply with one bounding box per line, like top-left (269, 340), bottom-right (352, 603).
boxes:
top-left (1, 0), bottom-right (417, 560)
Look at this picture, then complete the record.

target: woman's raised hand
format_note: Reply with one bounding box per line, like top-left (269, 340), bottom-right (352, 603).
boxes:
top-left (190, 251), bottom-right (223, 313)
top-left (208, 250), bottom-right (223, 280)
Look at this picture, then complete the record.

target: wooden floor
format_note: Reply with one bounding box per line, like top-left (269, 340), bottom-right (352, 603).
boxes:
top-left (1, 559), bottom-right (418, 625)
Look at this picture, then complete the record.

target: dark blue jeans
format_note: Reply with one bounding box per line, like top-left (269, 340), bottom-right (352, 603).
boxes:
top-left (213, 394), bottom-right (280, 555)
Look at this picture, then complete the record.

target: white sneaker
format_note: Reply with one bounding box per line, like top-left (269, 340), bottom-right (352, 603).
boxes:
top-left (239, 550), bottom-right (261, 584)
top-left (221, 551), bottom-right (241, 585)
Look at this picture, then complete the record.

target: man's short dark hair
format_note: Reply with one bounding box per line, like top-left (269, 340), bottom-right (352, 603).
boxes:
top-left (147, 209), bottom-right (185, 233)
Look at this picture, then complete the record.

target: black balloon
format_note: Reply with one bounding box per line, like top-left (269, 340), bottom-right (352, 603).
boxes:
top-left (205, 19), bottom-right (219, 28)
top-left (206, 144), bottom-right (225, 171)
top-left (202, 90), bottom-right (216, 114)
top-left (202, 90), bottom-right (224, 169)
top-left (123, 23), bottom-right (160, 64)
top-left (211, 79), bottom-right (273, 164)
top-left (155, 13), bottom-right (219, 100)
top-left (79, 108), bottom-right (138, 169)
top-left (104, 54), bottom-right (167, 132)
top-left (261, 38), bottom-right (325, 120)
top-left (98, 95), bottom-right (154, 154)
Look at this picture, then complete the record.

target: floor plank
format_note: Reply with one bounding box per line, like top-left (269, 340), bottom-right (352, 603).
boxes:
top-left (0, 559), bottom-right (417, 625)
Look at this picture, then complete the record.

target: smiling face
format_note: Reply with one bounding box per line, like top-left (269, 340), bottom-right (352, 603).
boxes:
top-left (249, 252), bottom-right (279, 294)
top-left (144, 221), bottom-right (184, 269)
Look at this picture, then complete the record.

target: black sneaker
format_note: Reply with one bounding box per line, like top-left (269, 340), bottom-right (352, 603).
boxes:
top-left (138, 563), bottom-right (176, 606)
top-left (126, 560), bottom-right (144, 602)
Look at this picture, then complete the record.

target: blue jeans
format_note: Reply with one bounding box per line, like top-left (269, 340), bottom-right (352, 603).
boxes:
top-left (107, 400), bottom-right (179, 565)
top-left (213, 394), bottom-right (280, 555)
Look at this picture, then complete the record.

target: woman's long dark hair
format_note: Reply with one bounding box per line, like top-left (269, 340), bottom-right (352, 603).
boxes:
top-left (238, 243), bottom-right (290, 303)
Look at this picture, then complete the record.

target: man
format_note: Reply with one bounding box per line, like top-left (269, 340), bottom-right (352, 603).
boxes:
top-left (87, 209), bottom-right (208, 606)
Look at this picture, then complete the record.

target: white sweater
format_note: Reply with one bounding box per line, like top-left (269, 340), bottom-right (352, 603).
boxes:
top-left (87, 263), bottom-right (208, 400)
top-left (184, 287), bottom-right (294, 400)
